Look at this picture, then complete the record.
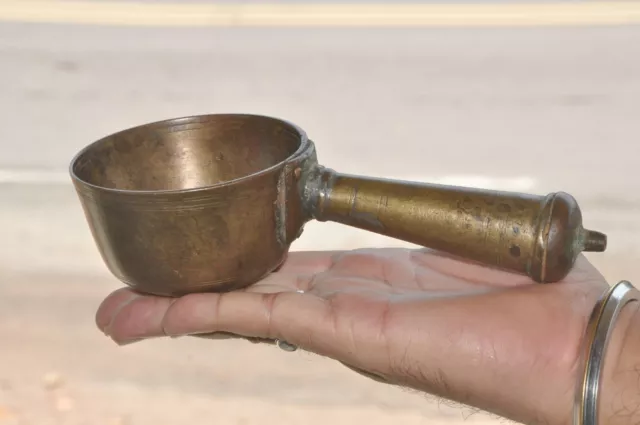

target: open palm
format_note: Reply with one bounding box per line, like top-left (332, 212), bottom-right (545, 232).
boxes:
top-left (97, 247), bottom-right (608, 425)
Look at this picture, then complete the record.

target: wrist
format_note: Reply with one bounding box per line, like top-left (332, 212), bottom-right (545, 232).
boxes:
top-left (598, 298), bottom-right (640, 424)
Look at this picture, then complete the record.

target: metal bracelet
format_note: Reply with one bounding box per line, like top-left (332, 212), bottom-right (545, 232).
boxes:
top-left (574, 280), bottom-right (640, 425)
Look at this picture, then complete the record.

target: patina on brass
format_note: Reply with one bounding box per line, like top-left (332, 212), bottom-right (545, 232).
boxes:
top-left (70, 114), bottom-right (606, 297)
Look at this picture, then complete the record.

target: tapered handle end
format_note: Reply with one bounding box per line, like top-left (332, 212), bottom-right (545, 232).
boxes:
top-left (531, 192), bottom-right (608, 283)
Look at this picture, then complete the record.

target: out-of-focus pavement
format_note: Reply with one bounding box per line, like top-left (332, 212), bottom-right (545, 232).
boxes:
top-left (1, 2), bottom-right (640, 424)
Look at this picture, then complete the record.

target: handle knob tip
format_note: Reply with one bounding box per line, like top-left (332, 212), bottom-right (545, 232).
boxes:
top-left (583, 229), bottom-right (607, 253)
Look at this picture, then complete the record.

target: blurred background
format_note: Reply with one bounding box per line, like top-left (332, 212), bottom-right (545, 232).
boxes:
top-left (1, 1), bottom-right (639, 424)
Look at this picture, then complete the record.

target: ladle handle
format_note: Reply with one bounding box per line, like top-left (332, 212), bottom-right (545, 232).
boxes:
top-left (303, 167), bottom-right (606, 283)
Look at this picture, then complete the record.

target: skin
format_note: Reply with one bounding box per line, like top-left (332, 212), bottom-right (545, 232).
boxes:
top-left (96, 248), bottom-right (623, 425)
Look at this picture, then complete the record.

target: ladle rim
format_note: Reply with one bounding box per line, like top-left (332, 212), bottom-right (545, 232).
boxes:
top-left (68, 113), bottom-right (311, 196)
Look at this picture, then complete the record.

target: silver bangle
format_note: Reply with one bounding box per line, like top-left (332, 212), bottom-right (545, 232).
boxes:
top-left (574, 280), bottom-right (640, 425)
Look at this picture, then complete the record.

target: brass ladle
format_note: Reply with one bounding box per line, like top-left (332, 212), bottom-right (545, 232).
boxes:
top-left (70, 114), bottom-right (606, 297)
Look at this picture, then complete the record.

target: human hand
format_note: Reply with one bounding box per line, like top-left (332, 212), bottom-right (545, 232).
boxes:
top-left (96, 248), bottom-right (610, 425)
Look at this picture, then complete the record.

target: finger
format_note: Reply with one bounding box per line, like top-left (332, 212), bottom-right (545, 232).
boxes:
top-left (242, 251), bottom-right (337, 293)
top-left (99, 289), bottom-right (176, 341)
top-left (243, 271), bottom-right (314, 293)
top-left (104, 290), bottom-right (337, 355)
top-left (96, 288), bottom-right (144, 333)
top-left (412, 250), bottom-right (603, 289)
top-left (275, 250), bottom-right (337, 274)
top-left (412, 250), bottom-right (534, 287)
